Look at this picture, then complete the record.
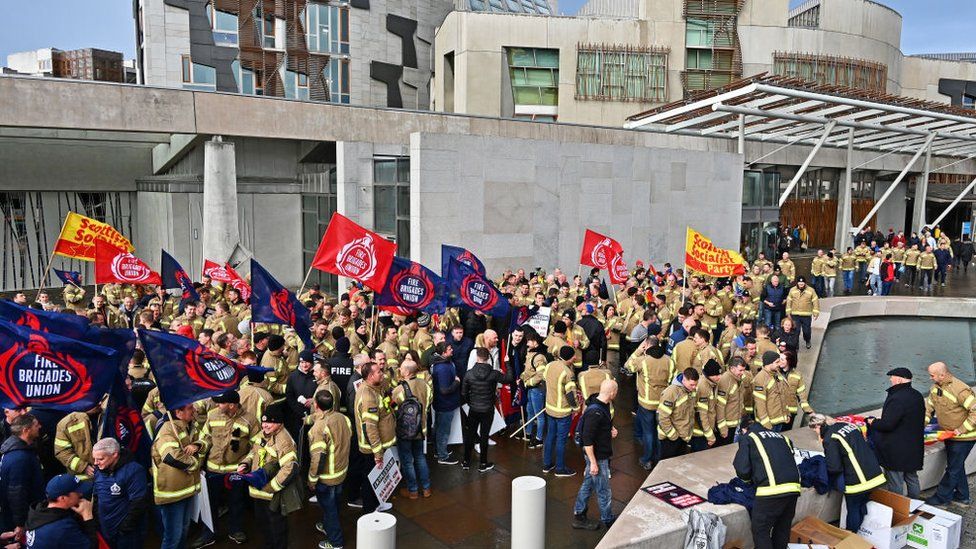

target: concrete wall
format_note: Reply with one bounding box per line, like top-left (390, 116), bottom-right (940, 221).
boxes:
top-left (901, 56), bottom-right (976, 105)
top-left (139, 0), bottom-right (191, 88)
top-left (410, 131), bottom-right (742, 272)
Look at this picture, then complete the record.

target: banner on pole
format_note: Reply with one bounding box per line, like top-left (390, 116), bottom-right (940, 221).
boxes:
top-left (684, 227), bottom-right (747, 277)
top-left (53, 212), bottom-right (133, 261)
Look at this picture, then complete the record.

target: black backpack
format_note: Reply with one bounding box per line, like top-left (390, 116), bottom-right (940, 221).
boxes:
top-left (573, 402), bottom-right (604, 446)
top-left (395, 381), bottom-right (424, 441)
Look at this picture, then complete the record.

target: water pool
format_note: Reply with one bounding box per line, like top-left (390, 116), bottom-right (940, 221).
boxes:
top-left (809, 316), bottom-right (976, 415)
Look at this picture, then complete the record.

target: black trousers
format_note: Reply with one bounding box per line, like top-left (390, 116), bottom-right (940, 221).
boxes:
top-left (464, 409), bottom-right (494, 465)
top-left (793, 316), bottom-right (811, 344)
top-left (254, 500), bottom-right (288, 549)
top-left (659, 438), bottom-right (688, 460)
top-left (752, 494), bottom-right (798, 549)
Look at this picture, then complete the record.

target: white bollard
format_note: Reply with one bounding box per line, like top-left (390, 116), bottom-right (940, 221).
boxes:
top-left (357, 511), bottom-right (396, 549)
top-left (512, 476), bottom-right (547, 549)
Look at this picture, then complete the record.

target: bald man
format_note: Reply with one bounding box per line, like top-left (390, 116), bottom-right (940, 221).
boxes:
top-left (572, 379), bottom-right (618, 531)
top-left (925, 361), bottom-right (976, 506)
top-left (468, 329), bottom-right (500, 372)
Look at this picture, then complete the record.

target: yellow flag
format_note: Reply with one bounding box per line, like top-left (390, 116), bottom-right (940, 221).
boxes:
top-left (684, 227), bottom-right (747, 277)
top-left (53, 212), bottom-right (134, 261)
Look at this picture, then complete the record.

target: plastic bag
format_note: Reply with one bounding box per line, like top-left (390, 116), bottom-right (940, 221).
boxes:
top-left (684, 508), bottom-right (727, 549)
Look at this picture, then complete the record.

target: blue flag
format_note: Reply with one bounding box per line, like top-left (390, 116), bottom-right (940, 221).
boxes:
top-left (0, 319), bottom-right (118, 411)
top-left (250, 260), bottom-right (313, 349)
top-left (161, 250), bottom-right (200, 303)
top-left (0, 300), bottom-right (91, 340)
top-left (138, 329), bottom-right (246, 410)
top-left (441, 244), bottom-right (486, 277)
top-left (103, 375), bottom-right (153, 467)
top-left (447, 258), bottom-right (511, 318)
top-left (375, 257), bottom-right (448, 315)
top-left (54, 269), bottom-right (82, 286)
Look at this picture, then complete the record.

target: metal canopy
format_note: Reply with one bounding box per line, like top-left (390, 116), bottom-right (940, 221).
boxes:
top-left (624, 75), bottom-right (976, 159)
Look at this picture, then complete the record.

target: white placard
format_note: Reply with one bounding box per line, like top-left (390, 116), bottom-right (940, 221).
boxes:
top-left (526, 307), bottom-right (551, 338)
top-left (368, 448), bottom-right (402, 503)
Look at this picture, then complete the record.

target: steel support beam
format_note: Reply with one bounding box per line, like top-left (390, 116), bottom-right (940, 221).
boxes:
top-left (927, 176), bottom-right (976, 230)
top-left (778, 121), bottom-right (836, 207)
top-left (911, 146), bottom-right (933, 233)
top-left (836, 128), bottom-right (856, 252)
top-left (857, 133), bottom-right (936, 233)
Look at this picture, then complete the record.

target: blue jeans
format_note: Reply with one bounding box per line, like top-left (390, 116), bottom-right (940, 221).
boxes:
top-left (763, 308), bottom-right (783, 330)
top-left (434, 409), bottom-right (457, 460)
top-left (934, 439), bottom-right (975, 503)
top-left (869, 274), bottom-right (882, 295)
top-left (315, 483), bottom-right (344, 548)
top-left (398, 438), bottom-right (431, 493)
top-left (844, 492), bottom-right (870, 533)
top-left (881, 281), bottom-right (893, 295)
top-left (543, 414), bottom-right (571, 470)
top-left (525, 388), bottom-right (546, 440)
top-left (574, 456), bottom-right (613, 522)
top-left (812, 276), bottom-right (825, 297)
top-left (158, 498), bottom-right (193, 549)
top-left (635, 407), bottom-right (658, 466)
top-left (843, 271), bottom-right (854, 292)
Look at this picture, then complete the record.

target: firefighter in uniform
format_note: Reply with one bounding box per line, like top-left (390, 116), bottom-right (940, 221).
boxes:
top-left (377, 326), bottom-right (402, 371)
top-left (753, 351), bottom-right (792, 431)
top-left (777, 253), bottom-right (796, 284)
top-left (691, 328), bottom-right (724, 373)
top-left (238, 402), bottom-right (299, 547)
top-left (391, 360), bottom-right (432, 499)
top-left (62, 284), bottom-right (86, 312)
top-left (781, 361), bottom-right (815, 429)
top-left (412, 314), bottom-right (435, 356)
top-left (520, 333), bottom-right (550, 448)
top-left (53, 405), bottom-right (101, 481)
top-left (734, 419), bottom-right (801, 549)
top-left (193, 390), bottom-right (259, 546)
top-left (354, 359), bottom-right (396, 513)
top-left (924, 361), bottom-right (976, 506)
top-left (690, 360), bottom-right (721, 452)
top-left (715, 357), bottom-right (748, 446)
top-left (785, 277), bottom-right (819, 350)
top-left (542, 346), bottom-right (579, 477)
top-left (579, 362), bottom-right (614, 418)
top-left (261, 335), bottom-right (291, 397)
top-left (625, 336), bottom-right (673, 469)
top-left (657, 368), bottom-right (699, 460)
top-left (151, 403), bottom-right (202, 549)
top-left (308, 390), bottom-right (352, 549)
top-left (809, 414), bottom-right (886, 533)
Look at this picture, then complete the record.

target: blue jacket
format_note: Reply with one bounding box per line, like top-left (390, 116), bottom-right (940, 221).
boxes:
top-left (449, 336), bottom-right (474, 381)
top-left (761, 283), bottom-right (787, 311)
top-left (934, 248), bottom-right (952, 268)
top-left (25, 503), bottom-right (95, 549)
top-left (431, 356), bottom-right (460, 412)
top-left (93, 451), bottom-right (149, 539)
top-left (0, 436), bottom-right (45, 531)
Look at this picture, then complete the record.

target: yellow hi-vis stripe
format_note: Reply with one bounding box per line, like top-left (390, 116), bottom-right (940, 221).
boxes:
top-left (831, 434), bottom-right (886, 494)
top-left (748, 433), bottom-right (801, 497)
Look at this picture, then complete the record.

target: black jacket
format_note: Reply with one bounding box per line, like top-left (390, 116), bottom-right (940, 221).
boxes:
top-left (0, 436), bottom-right (45, 529)
top-left (285, 368), bottom-right (319, 425)
top-left (25, 502), bottom-right (97, 549)
top-left (772, 327), bottom-right (799, 352)
top-left (960, 241), bottom-right (975, 262)
top-left (733, 423), bottom-right (800, 498)
top-left (823, 422), bottom-right (885, 494)
top-left (577, 314), bottom-right (606, 366)
top-left (461, 362), bottom-right (513, 413)
top-left (871, 382), bottom-right (925, 472)
top-left (579, 398), bottom-right (614, 460)
top-left (326, 352), bottom-right (354, 411)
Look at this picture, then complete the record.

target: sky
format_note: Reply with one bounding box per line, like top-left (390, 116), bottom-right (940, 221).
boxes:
top-left (0, 0), bottom-right (973, 63)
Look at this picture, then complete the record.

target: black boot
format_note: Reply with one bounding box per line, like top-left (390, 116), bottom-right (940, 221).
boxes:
top-left (572, 513), bottom-right (600, 530)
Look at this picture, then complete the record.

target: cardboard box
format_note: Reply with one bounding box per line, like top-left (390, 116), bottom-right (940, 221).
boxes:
top-left (840, 489), bottom-right (919, 549)
top-left (907, 504), bottom-right (962, 549)
top-left (791, 517), bottom-right (873, 549)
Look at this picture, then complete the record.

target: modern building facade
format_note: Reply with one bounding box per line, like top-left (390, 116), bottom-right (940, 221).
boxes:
top-left (134, 0), bottom-right (456, 108)
top-left (4, 48), bottom-right (127, 82)
top-left (431, 0), bottom-right (976, 126)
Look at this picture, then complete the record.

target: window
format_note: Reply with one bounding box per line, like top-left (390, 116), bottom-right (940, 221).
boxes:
top-left (964, 95), bottom-right (975, 110)
top-left (183, 62), bottom-right (217, 91)
top-left (686, 49), bottom-right (713, 70)
top-left (507, 48), bottom-right (559, 117)
top-left (576, 45), bottom-right (668, 102)
top-left (327, 58), bottom-right (350, 104)
top-left (373, 157), bottom-right (410, 256)
top-left (181, 55), bottom-right (191, 82)
top-left (231, 60), bottom-right (257, 94)
top-left (208, 3), bottom-right (239, 47)
top-left (301, 191), bottom-right (338, 294)
top-left (685, 19), bottom-right (714, 47)
top-left (253, 7), bottom-right (277, 49)
top-left (468, 0), bottom-right (552, 14)
top-left (305, 3), bottom-right (350, 55)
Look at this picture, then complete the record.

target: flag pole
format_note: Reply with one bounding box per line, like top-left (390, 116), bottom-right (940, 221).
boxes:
top-left (34, 217), bottom-right (69, 301)
top-left (296, 264), bottom-right (315, 301)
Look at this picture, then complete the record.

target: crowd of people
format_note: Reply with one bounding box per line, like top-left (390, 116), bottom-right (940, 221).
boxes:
top-left (0, 233), bottom-right (973, 549)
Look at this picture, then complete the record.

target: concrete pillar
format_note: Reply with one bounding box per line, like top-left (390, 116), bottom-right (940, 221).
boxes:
top-left (911, 148), bottom-right (932, 233)
top-left (202, 137), bottom-right (239, 265)
top-left (357, 512), bottom-right (396, 548)
top-left (512, 476), bottom-right (546, 549)
top-left (835, 128), bottom-right (854, 252)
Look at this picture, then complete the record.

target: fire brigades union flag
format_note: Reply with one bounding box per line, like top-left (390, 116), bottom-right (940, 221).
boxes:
top-left (0, 299), bottom-right (91, 340)
top-left (161, 250), bottom-right (200, 303)
top-left (138, 329), bottom-right (247, 410)
top-left (447, 258), bottom-right (511, 318)
top-left (441, 244), bottom-right (486, 278)
top-left (250, 260), bottom-right (313, 349)
top-left (375, 257), bottom-right (447, 315)
top-left (0, 319), bottom-right (118, 412)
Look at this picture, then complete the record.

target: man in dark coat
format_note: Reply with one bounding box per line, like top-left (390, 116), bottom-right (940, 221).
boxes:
top-left (577, 303), bottom-right (607, 369)
top-left (867, 367), bottom-right (925, 499)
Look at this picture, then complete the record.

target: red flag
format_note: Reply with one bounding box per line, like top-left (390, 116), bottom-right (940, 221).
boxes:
top-left (94, 240), bottom-right (161, 285)
top-left (580, 229), bottom-right (623, 269)
top-left (608, 251), bottom-right (630, 285)
top-left (202, 259), bottom-right (232, 282)
top-left (311, 213), bottom-right (396, 291)
top-left (224, 264), bottom-right (251, 302)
